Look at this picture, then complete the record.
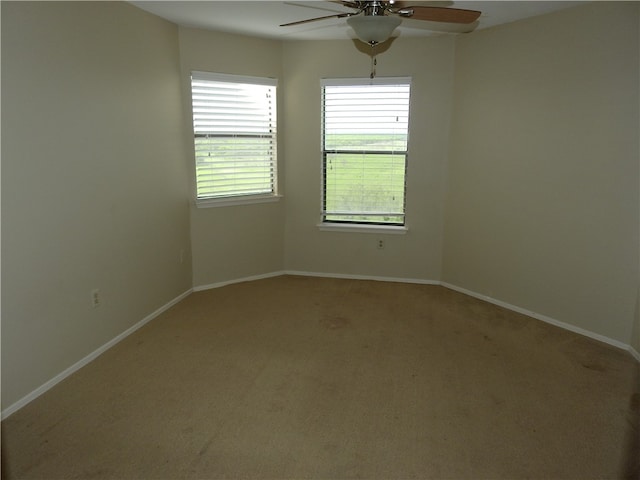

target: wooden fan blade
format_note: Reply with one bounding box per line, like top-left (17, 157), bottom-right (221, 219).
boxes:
top-left (280, 12), bottom-right (352, 27)
top-left (402, 6), bottom-right (481, 24)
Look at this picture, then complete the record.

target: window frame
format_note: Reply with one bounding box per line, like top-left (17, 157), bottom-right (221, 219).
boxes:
top-left (190, 71), bottom-right (280, 208)
top-left (320, 77), bottom-right (411, 228)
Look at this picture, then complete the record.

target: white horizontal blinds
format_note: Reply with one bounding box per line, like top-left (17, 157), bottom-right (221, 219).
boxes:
top-left (191, 72), bottom-right (277, 199)
top-left (322, 78), bottom-right (410, 225)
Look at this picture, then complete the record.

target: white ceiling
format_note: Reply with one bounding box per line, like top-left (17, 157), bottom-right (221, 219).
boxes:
top-left (130, 1), bottom-right (586, 41)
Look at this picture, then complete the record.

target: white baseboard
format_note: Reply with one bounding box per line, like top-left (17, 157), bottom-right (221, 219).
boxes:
top-left (1, 288), bottom-right (193, 420)
top-left (441, 282), bottom-right (631, 352)
top-left (284, 270), bottom-right (440, 285)
top-left (193, 270), bottom-right (438, 292)
top-left (193, 271), bottom-right (286, 292)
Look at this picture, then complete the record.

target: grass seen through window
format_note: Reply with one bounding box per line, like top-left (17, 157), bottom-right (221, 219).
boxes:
top-left (324, 134), bottom-right (406, 224)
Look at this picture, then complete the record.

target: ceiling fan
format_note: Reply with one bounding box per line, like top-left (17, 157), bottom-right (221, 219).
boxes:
top-left (280, 1), bottom-right (482, 45)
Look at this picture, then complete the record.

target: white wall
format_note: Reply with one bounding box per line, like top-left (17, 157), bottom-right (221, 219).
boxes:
top-left (282, 37), bottom-right (455, 280)
top-left (178, 27), bottom-right (286, 288)
top-left (1, 2), bottom-right (192, 410)
top-left (443, 2), bottom-right (639, 344)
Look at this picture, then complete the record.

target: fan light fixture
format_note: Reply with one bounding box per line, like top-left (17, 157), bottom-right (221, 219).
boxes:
top-left (347, 15), bottom-right (401, 46)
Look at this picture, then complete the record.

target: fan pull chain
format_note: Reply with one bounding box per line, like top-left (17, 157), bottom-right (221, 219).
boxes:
top-left (370, 50), bottom-right (377, 79)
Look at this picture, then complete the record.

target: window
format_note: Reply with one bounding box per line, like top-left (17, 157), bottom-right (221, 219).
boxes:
top-left (190, 72), bottom-right (277, 204)
top-left (322, 77), bottom-right (411, 226)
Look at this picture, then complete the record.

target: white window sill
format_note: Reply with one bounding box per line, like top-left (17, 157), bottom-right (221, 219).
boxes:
top-left (196, 194), bottom-right (282, 208)
top-left (317, 223), bottom-right (408, 235)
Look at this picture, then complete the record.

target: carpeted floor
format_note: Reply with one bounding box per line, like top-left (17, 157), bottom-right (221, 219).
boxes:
top-left (2, 275), bottom-right (639, 479)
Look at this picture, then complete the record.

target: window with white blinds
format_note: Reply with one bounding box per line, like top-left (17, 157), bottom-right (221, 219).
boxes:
top-left (190, 72), bottom-right (277, 202)
top-left (322, 78), bottom-right (411, 225)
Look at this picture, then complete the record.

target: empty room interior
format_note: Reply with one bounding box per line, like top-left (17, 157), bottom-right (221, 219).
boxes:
top-left (2, 1), bottom-right (639, 478)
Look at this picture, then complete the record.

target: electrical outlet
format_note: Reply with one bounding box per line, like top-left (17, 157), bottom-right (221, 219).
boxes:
top-left (91, 289), bottom-right (101, 308)
top-left (377, 239), bottom-right (385, 250)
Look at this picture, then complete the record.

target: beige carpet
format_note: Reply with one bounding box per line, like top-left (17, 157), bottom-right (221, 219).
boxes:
top-left (2, 275), bottom-right (639, 479)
